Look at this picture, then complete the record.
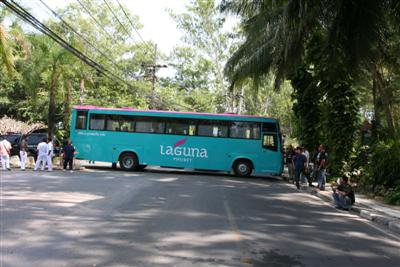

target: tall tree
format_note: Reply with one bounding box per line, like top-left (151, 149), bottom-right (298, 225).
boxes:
top-left (222, 0), bottom-right (400, 173)
top-left (0, 8), bottom-right (14, 73)
top-left (168, 0), bottom-right (235, 112)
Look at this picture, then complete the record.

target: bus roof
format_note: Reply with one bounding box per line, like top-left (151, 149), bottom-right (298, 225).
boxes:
top-left (73, 105), bottom-right (277, 122)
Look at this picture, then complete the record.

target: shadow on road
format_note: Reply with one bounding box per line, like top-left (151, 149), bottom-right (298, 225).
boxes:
top-left (83, 164), bottom-right (283, 183)
top-left (1, 169), bottom-right (400, 266)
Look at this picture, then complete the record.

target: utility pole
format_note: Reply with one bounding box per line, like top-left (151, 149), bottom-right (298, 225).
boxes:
top-left (151, 44), bottom-right (157, 108)
top-left (142, 44), bottom-right (167, 109)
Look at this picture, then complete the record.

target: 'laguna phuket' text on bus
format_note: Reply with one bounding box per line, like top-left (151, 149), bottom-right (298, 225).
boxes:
top-left (70, 106), bottom-right (283, 177)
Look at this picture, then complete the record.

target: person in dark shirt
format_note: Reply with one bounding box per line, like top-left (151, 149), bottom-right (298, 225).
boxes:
top-left (286, 145), bottom-right (295, 181)
top-left (19, 137), bottom-right (28, 170)
top-left (332, 176), bottom-right (355, 210)
top-left (62, 140), bottom-right (76, 171)
top-left (292, 147), bottom-right (307, 189)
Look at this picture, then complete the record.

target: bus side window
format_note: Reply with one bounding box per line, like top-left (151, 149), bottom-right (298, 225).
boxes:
top-left (230, 122), bottom-right (260, 139)
top-left (76, 111), bottom-right (88, 130)
top-left (262, 122), bottom-right (277, 132)
top-left (106, 115), bottom-right (121, 131)
top-left (263, 134), bottom-right (277, 151)
top-left (166, 119), bottom-right (196, 135)
top-left (90, 114), bottom-right (106, 130)
top-left (198, 120), bottom-right (228, 137)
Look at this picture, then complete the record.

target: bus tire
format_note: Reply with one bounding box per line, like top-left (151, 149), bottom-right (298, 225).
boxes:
top-left (119, 153), bottom-right (139, 171)
top-left (233, 159), bottom-right (253, 177)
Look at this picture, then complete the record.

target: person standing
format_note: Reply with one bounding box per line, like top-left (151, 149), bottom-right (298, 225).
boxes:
top-left (316, 144), bottom-right (328, 190)
top-left (286, 145), bottom-right (295, 181)
top-left (301, 147), bottom-right (310, 185)
top-left (19, 136), bottom-right (28, 170)
top-left (292, 147), bottom-right (307, 189)
top-left (34, 138), bottom-right (48, 171)
top-left (46, 138), bottom-right (54, 171)
top-left (63, 140), bottom-right (75, 171)
top-left (0, 139), bottom-right (12, 171)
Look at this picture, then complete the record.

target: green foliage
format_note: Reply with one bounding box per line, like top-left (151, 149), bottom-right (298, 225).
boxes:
top-left (385, 186), bottom-right (400, 205)
top-left (324, 79), bottom-right (360, 175)
top-left (291, 68), bottom-right (322, 151)
top-left (167, 0), bottom-right (237, 112)
top-left (369, 140), bottom-right (400, 189)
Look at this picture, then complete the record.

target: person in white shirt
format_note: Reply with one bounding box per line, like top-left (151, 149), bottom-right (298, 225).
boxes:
top-left (46, 138), bottom-right (54, 171)
top-left (0, 139), bottom-right (12, 171)
top-left (34, 138), bottom-right (48, 171)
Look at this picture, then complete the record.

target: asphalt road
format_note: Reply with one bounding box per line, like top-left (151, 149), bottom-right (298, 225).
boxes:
top-left (1, 167), bottom-right (400, 267)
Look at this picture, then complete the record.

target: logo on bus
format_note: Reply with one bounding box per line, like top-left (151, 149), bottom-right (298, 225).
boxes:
top-left (160, 138), bottom-right (208, 162)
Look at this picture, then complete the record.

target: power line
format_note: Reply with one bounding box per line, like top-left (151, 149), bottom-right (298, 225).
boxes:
top-left (102, 0), bottom-right (134, 41)
top-left (38, 0), bottom-right (134, 79)
top-left (75, 0), bottom-right (115, 41)
top-left (141, 44), bottom-right (167, 109)
top-left (114, 0), bottom-right (154, 56)
top-left (1, 0), bottom-right (135, 90)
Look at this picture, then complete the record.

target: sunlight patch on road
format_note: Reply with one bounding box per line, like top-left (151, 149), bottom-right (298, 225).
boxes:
top-left (3, 191), bottom-right (104, 207)
top-left (153, 177), bottom-right (178, 182)
top-left (158, 231), bottom-right (250, 247)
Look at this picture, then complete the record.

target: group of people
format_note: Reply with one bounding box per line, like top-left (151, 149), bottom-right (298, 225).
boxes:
top-left (0, 137), bottom-right (76, 171)
top-left (285, 144), bottom-right (355, 210)
top-left (285, 144), bottom-right (328, 190)
top-left (33, 138), bottom-right (55, 171)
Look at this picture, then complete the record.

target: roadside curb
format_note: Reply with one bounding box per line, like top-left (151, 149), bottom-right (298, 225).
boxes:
top-left (302, 185), bottom-right (400, 235)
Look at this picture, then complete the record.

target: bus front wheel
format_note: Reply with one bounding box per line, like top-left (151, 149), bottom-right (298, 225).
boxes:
top-left (119, 153), bottom-right (139, 171)
top-left (233, 160), bottom-right (253, 177)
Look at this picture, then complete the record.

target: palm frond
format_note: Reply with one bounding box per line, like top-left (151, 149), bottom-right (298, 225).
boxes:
top-left (0, 23), bottom-right (15, 73)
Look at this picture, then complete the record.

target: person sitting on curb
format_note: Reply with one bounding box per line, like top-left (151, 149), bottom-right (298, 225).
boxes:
top-left (332, 176), bottom-right (355, 210)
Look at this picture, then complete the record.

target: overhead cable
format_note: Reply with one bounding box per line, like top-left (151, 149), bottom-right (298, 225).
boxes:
top-left (75, 0), bottom-right (115, 41)
top-left (115, 0), bottom-right (155, 56)
top-left (1, 0), bottom-right (135, 90)
top-left (38, 0), bottom-right (132, 78)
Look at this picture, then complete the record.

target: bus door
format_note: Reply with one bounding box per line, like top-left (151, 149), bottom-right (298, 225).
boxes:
top-left (261, 122), bottom-right (282, 174)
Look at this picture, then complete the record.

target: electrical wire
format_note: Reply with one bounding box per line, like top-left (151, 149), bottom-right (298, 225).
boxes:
top-left (1, 0), bottom-right (136, 90)
top-left (114, 0), bottom-right (155, 56)
top-left (38, 0), bottom-right (134, 79)
top-left (102, 0), bottom-right (133, 40)
top-left (75, 0), bottom-right (115, 41)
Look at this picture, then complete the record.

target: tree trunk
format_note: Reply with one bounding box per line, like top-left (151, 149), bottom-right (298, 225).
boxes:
top-left (371, 71), bottom-right (380, 141)
top-left (48, 66), bottom-right (60, 138)
top-left (374, 66), bottom-right (395, 138)
top-left (79, 78), bottom-right (85, 105)
top-left (63, 79), bottom-right (72, 131)
top-left (239, 86), bottom-right (245, 114)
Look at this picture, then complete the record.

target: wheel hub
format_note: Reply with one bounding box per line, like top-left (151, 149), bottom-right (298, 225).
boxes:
top-left (238, 163), bottom-right (248, 173)
top-left (123, 157), bottom-right (133, 168)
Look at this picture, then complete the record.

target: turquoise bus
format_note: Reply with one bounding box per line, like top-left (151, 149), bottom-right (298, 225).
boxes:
top-left (70, 105), bottom-right (283, 177)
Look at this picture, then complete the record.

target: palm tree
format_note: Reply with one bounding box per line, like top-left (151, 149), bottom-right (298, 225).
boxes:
top-left (0, 8), bottom-right (15, 73)
top-left (221, 0), bottom-right (400, 173)
top-left (221, 0), bottom-right (396, 87)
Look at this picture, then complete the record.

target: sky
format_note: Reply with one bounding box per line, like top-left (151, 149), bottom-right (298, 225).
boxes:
top-left (23, 0), bottom-right (186, 54)
top-left (10, 0), bottom-right (236, 77)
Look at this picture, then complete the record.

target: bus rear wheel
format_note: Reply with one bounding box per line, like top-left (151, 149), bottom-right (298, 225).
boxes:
top-left (119, 153), bottom-right (139, 171)
top-left (233, 160), bottom-right (253, 177)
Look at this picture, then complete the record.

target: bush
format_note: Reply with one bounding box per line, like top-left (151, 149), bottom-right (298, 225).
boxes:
top-left (341, 145), bottom-right (370, 185)
top-left (369, 140), bottom-right (400, 190)
top-left (385, 186), bottom-right (400, 205)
